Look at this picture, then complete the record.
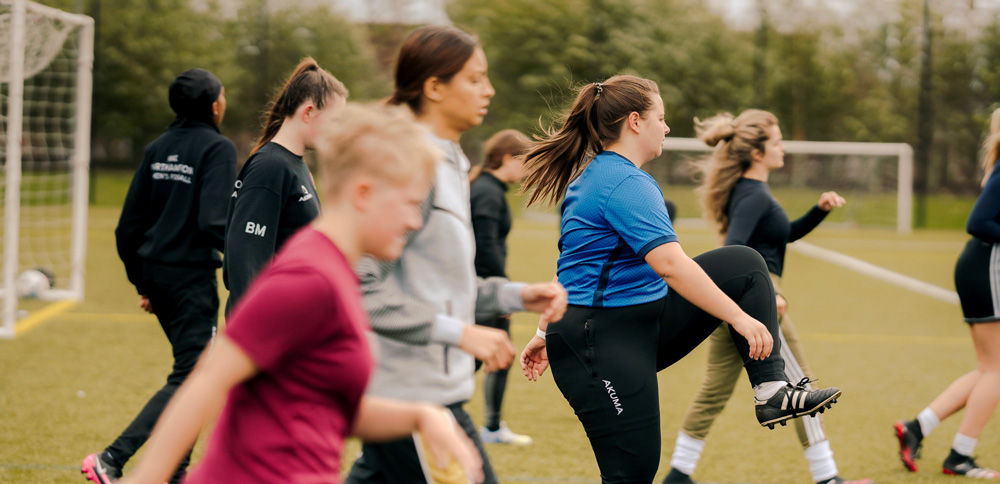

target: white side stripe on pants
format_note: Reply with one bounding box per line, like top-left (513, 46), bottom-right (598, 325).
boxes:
top-left (779, 327), bottom-right (826, 446)
top-left (990, 244), bottom-right (1000, 317)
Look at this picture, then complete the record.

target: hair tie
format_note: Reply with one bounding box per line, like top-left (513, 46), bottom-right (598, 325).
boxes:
top-left (594, 82), bottom-right (603, 98)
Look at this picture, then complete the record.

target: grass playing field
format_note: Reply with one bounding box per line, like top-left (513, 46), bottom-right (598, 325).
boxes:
top-left (0, 174), bottom-right (994, 483)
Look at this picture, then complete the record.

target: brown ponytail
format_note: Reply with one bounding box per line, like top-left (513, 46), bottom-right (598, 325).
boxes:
top-left (251, 57), bottom-right (348, 155)
top-left (520, 75), bottom-right (659, 207)
top-left (389, 26), bottom-right (478, 114)
top-left (691, 109), bottom-right (778, 235)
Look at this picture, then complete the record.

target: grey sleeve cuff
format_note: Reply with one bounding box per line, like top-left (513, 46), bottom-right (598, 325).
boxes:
top-left (430, 314), bottom-right (465, 346)
top-left (500, 282), bottom-right (528, 313)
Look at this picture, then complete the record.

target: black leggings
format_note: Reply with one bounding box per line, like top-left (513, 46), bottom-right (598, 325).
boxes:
top-left (474, 315), bottom-right (512, 430)
top-left (546, 246), bottom-right (785, 484)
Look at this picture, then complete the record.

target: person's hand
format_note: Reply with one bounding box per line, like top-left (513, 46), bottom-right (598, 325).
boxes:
top-left (459, 325), bottom-right (514, 372)
top-left (728, 314), bottom-right (773, 360)
top-left (139, 295), bottom-right (153, 313)
top-left (416, 406), bottom-right (484, 483)
top-left (521, 282), bottom-right (567, 322)
top-left (775, 294), bottom-right (787, 319)
top-left (817, 191), bottom-right (846, 211)
top-left (520, 325), bottom-right (549, 381)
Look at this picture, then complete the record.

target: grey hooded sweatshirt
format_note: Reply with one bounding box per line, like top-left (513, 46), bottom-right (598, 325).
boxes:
top-left (357, 133), bottom-right (526, 405)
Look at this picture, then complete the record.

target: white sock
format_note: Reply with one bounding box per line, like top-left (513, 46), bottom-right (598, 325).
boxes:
top-left (803, 440), bottom-right (838, 482)
top-left (670, 431), bottom-right (705, 476)
top-left (917, 407), bottom-right (940, 437)
top-left (953, 433), bottom-right (978, 456)
top-left (753, 381), bottom-right (788, 401)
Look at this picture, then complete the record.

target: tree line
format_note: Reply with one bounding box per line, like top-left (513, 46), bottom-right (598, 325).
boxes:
top-left (35, 0), bottom-right (1000, 194)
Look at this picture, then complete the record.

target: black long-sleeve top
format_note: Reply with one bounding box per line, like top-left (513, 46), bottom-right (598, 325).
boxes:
top-left (724, 178), bottom-right (828, 277)
top-left (115, 119), bottom-right (237, 295)
top-left (222, 142), bottom-right (321, 310)
top-left (470, 172), bottom-right (512, 278)
top-left (967, 161), bottom-right (1000, 243)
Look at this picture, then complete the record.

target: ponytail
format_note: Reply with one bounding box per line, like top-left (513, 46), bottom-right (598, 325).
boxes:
top-left (251, 57), bottom-right (348, 155)
top-left (521, 75), bottom-right (659, 207)
top-left (691, 109), bottom-right (777, 235)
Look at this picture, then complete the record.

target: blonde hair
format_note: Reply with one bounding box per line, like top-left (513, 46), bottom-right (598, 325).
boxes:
top-left (316, 103), bottom-right (438, 197)
top-left (691, 109), bottom-right (778, 235)
top-left (982, 108), bottom-right (1000, 187)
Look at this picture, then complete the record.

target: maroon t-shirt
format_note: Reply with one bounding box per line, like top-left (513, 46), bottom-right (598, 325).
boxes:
top-left (186, 228), bottom-right (373, 484)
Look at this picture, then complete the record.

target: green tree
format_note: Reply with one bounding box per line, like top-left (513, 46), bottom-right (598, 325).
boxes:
top-left (223, 1), bottom-right (389, 143)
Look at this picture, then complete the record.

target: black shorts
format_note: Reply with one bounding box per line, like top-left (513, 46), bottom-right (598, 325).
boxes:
top-left (956, 237), bottom-right (1000, 324)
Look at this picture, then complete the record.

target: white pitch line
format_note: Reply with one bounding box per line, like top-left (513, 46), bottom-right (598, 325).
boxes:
top-left (789, 240), bottom-right (960, 305)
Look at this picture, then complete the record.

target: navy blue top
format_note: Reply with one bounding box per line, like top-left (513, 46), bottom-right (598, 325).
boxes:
top-left (725, 178), bottom-right (828, 277)
top-left (968, 161), bottom-right (1000, 243)
top-left (557, 151), bottom-right (678, 308)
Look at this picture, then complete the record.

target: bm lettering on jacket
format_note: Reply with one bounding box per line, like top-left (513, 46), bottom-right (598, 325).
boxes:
top-left (245, 222), bottom-right (266, 237)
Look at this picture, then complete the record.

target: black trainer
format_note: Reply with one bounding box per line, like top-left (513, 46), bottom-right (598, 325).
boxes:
top-left (663, 468), bottom-right (696, 484)
top-left (894, 419), bottom-right (923, 472)
top-left (755, 378), bottom-right (840, 429)
top-left (943, 449), bottom-right (1000, 479)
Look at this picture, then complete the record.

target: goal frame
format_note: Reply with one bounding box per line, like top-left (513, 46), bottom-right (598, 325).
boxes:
top-left (661, 137), bottom-right (914, 234)
top-left (1, 0), bottom-right (93, 339)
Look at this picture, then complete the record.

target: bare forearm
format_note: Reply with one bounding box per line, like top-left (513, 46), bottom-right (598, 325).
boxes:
top-left (124, 373), bottom-right (228, 483)
top-left (661, 254), bottom-right (745, 324)
top-left (352, 396), bottom-right (428, 442)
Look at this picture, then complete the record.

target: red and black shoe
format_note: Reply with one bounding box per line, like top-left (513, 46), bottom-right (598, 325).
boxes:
top-left (943, 450), bottom-right (1000, 479)
top-left (894, 419), bottom-right (923, 472)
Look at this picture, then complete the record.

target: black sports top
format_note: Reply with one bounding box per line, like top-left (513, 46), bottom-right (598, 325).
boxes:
top-left (724, 178), bottom-right (828, 277)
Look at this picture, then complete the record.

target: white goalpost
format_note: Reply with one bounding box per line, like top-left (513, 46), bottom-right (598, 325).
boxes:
top-left (659, 137), bottom-right (914, 234)
top-left (657, 137), bottom-right (963, 304)
top-left (1, 0), bottom-right (93, 339)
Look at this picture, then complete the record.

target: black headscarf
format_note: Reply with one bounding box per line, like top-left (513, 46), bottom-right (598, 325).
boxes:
top-left (168, 68), bottom-right (222, 126)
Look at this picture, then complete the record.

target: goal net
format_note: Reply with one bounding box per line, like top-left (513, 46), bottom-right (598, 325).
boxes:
top-left (1, 0), bottom-right (93, 339)
top-left (650, 138), bottom-right (914, 234)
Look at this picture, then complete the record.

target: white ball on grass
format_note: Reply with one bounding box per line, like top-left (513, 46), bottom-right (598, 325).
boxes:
top-left (15, 269), bottom-right (51, 299)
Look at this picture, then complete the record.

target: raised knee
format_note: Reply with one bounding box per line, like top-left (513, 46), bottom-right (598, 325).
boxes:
top-left (724, 245), bottom-right (767, 268)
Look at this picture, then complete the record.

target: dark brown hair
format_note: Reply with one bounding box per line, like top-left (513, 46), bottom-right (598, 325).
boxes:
top-left (251, 57), bottom-right (348, 155)
top-left (691, 109), bottom-right (778, 235)
top-left (520, 75), bottom-right (660, 207)
top-left (388, 26), bottom-right (479, 113)
top-left (482, 129), bottom-right (530, 171)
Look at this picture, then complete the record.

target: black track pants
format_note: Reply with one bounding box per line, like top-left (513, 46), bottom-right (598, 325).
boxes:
top-left (546, 245), bottom-right (785, 484)
top-left (344, 402), bottom-right (497, 484)
top-left (474, 315), bottom-right (512, 430)
top-left (105, 263), bottom-right (218, 484)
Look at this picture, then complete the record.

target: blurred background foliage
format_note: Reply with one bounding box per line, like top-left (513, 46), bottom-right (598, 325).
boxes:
top-left (32, 0), bottom-right (1000, 196)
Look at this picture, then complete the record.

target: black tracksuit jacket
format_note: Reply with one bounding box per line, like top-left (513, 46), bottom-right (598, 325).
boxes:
top-left (115, 119), bottom-right (237, 295)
